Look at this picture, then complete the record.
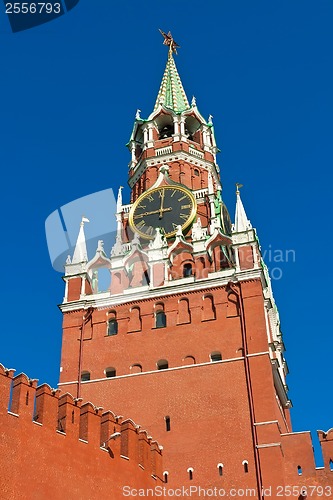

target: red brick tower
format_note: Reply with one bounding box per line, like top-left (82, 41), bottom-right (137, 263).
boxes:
top-left (58, 34), bottom-right (331, 497)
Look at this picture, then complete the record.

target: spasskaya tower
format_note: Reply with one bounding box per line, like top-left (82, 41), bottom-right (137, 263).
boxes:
top-left (58, 31), bottom-right (301, 496)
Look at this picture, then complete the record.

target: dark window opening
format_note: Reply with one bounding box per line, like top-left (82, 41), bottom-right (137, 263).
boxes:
top-left (106, 368), bottom-right (116, 378)
top-left (159, 125), bottom-right (173, 139)
top-left (194, 168), bottom-right (200, 176)
top-left (330, 459), bottom-right (333, 472)
top-left (211, 352), bottom-right (222, 362)
top-left (108, 319), bottom-right (118, 335)
top-left (81, 371), bottom-right (90, 382)
top-left (164, 472), bottom-right (168, 484)
top-left (297, 465), bottom-right (302, 476)
top-left (156, 310), bottom-right (167, 328)
top-left (165, 416), bottom-right (171, 432)
top-left (243, 461), bottom-right (249, 473)
top-left (188, 469), bottom-right (193, 480)
top-left (218, 465), bottom-right (223, 476)
top-left (157, 359), bottom-right (169, 370)
top-left (183, 263), bottom-right (193, 277)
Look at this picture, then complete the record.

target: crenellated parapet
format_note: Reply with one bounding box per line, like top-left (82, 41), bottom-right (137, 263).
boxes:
top-left (0, 362), bottom-right (163, 497)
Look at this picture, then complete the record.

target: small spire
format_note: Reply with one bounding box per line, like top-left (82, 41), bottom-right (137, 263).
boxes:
top-left (191, 95), bottom-right (197, 107)
top-left (116, 186), bottom-right (124, 213)
top-left (154, 30), bottom-right (190, 113)
top-left (208, 114), bottom-right (213, 125)
top-left (135, 109), bottom-right (141, 120)
top-left (72, 216), bottom-right (89, 264)
top-left (234, 184), bottom-right (252, 232)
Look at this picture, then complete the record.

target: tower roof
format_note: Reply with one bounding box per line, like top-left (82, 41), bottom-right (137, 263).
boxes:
top-left (234, 185), bottom-right (252, 232)
top-left (72, 217), bottom-right (89, 264)
top-left (154, 33), bottom-right (190, 114)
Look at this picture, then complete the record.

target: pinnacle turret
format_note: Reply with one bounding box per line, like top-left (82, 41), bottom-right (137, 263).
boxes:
top-left (72, 217), bottom-right (89, 264)
top-left (234, 184), bottom-right (252, 232)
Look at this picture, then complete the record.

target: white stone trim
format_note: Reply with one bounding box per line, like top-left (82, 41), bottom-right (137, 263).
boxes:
top-left (60, 268), bottom-right (263, 313)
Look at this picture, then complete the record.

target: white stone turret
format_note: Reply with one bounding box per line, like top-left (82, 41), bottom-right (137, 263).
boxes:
top-left (234, 184), bottom-right (252, 233)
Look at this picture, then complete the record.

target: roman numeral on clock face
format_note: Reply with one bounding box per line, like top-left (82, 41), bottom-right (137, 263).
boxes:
top-left (146, 226), bottom-right (154, 236)
top-left (180, 213), bottom-right (188, 221)
top-left (136, 220), bottom-right (145, 229)
top-left (181, 204), bottom-right (191, 209)
top-left (178, 195), bottom-right (187, 202)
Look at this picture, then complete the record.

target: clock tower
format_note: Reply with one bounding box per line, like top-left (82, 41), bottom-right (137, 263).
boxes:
top-left (59, 33), bottom-right (292, 494)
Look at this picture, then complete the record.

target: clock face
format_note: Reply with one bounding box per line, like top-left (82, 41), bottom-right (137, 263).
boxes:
top-left (129, 185), bottom-right (197, 239)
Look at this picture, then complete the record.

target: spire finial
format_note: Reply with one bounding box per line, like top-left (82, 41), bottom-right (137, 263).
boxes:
top-left (236, 183), bottom-right (243, 195)
top-left (81, 216), bottom-right (90, 226)
top-left (159, 29), bottom-right (180, 55)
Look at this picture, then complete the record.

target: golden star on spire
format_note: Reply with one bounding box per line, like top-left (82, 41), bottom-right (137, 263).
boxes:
top-left (159, 29), bottom-right (180, 55)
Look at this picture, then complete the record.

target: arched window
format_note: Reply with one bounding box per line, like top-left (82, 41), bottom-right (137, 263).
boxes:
top-left (187, 467), bottom-right (194, 480)
top-left (157, 359), bottom-right (168, 370)
top-left (130, 364), bottom-right (142, 374)
top-left (182, 356), bottom-right (196, 366)
top-left (107, 311), bottom-right (118, 336)
top-left (330, 459), bottom-right (333, 471)
top-left (81, 371), bottom-right (90, 382)
top-left (297, 465), bottom-right (302, 476)
top-left (163, 471), bottom-right (169, 484)
top-left (202, 295), bottom-right (216, 321)
top-left (165, 416), bottom-right (171, 432)
top-left (217, 463), bottom-right (223, 476)
top-left (227, 292), bottom-right (239, 318)
top-left (193, 168), bottom-right (200, 176)
top-left (177, 298), bottom-right (191, 325)
top-left (159, 124), bottom-right (173, 139)
top-left (183, 263), bottom-right (193, 277)
top-left (156, 310), bottom-right (166, 328)
top-left (129, 306), bottom-right (142, 333)
top-left (105, 367), bottom-right (116, 378)
top-left (242, 460), bottom-right (249, 473)
top-left (210, 351), bottom-right (222, 362)
top-left (108, 319), bottom-right (118, 335)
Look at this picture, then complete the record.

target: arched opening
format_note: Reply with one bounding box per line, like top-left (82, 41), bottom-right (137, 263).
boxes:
top-left (163, 471), bottom-right (169, 484)
top-left (129, 306), bottom-right (142, 332)
top-left (210, 351), bottom-right (222, 362)
top-left (182, 356), bottom-right (196, 366)
top-left (297, 465), bottom-right (302, 476)
top-left (177, 298), bottom-right (191, 325)
top-left (130, 364), bottom-right (142, 374)
top-left (185, 116), bottom-right (201, 143)
top-left (193, 168), bottom-right (200, 176)
top-left (242, 460), bottom-right (249, 473)
top-left (217, 463), bottom-right (223, 477)
top-left (155, 310), bottom-right (167, 328)
top-left (157, 359), bottom-right (169, 370)
top-left (183, 263), bottom-right (193, 277)
top-left (81, 371), bottom-right (90, 382)
top-left (107, 318), bottom-right (118, 336)
top-left (105, 367), bottom-right (116, 378)
top-left (202, 295), bottom-right (216, 321)
top-left (165, 416), bottom-right (171, 432)
top-left (330, 459), bottom-right (333, 471)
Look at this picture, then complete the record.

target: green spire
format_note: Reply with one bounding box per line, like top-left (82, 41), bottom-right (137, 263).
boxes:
top-left (154, 49), bottom-right (190, 114)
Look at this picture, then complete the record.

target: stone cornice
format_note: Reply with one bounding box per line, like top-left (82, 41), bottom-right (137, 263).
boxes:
top-left (59, 268), bottom-right (263, 313)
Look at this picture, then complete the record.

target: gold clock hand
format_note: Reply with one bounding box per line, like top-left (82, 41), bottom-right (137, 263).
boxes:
top-left (159, 190), bottom-right (165, 219)
top-left (134, 207), bottom-right (172, 219)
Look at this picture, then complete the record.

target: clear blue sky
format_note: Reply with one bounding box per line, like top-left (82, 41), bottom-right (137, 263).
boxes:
top-left (0, 0), bottom-right (332, 464)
